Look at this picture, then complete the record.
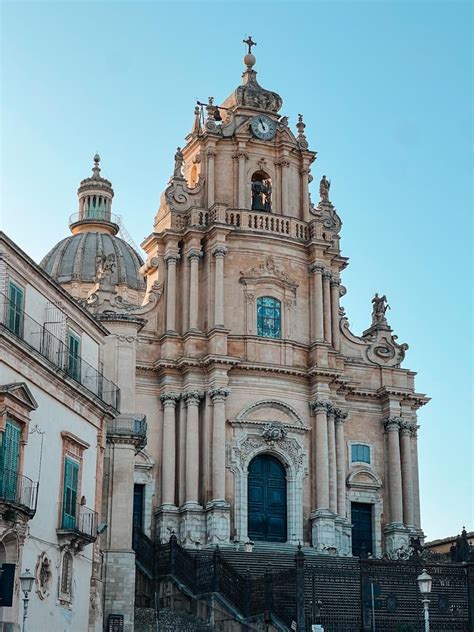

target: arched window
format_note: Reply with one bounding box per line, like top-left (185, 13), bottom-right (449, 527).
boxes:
top-left (60, 551), bottom-right (73, 601)
top-left (251, 171), bottom-right (272, 212)
top-left (257, 296), bottom-right (281, 339)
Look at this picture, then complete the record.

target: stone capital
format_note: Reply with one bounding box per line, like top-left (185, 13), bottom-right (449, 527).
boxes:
top-left (208, 387), bottom-right (230, 403)
top-left (309, 262), bottom-right (325, 274)
top-left (322, 270), bottom-right (332, 281)
top-left (383, 416), bottom-right (402, 431)
top-left (206, 149), bottom-right (217, 158)
top-left (183, 390), bottom-right (204, 406)
top-left (187, 249), bottom-right (202, 262)
top-left (164, 252), bottom-right (180, 265)
top-left (160, 392), bottom-right (181, 406)
top-left (330, 276), bottom-right (341, 287)
top-left (212, 245), bottom-right (228, 258)
top-left (399, 420), bottom-right (415, 436)
top-left (232, 151), bottom-right (249, 161)
top-left (309, 398), bottom-right (331, 414)
top-left (335, 409), bottom-right (348, 424)
top-left (410, 424), bottom-right (420, 438)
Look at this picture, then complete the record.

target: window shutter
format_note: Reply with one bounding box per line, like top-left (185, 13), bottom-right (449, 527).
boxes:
top-left (8, 283), bottom-right (23, 335)
top-left (62, 458), bottom-right (79, 529)
top-left (1, 420), bottom-right (21, 499)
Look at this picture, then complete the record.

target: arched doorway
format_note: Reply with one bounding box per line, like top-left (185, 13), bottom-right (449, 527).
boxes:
top-left (248, 454), bottom-right (287, 542)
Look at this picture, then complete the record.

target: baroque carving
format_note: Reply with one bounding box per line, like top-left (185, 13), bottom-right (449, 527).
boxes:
top-left (261, 422), bottom-right (288, 445)
top-left (234, 434), bottom-right (304, 471)
top-left (239, 256), bottom-right (297, 293)
top-left (208, 387), bottom-right (230, 402)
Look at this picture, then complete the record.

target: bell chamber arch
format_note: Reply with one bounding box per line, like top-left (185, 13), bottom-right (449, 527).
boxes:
top-left (251, 170), bottom-right (272, 212)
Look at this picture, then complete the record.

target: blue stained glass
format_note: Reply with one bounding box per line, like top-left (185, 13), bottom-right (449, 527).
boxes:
top-left (257, 296), bottom-right (281, 339)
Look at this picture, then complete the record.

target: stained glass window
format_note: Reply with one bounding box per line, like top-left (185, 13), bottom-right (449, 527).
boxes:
top-left (257, 296), bottom-right (281, 339)
top-left (351, 444), bottom-right (370, 464)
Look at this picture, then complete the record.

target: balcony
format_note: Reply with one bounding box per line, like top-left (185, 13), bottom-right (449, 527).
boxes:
top-left (0, 468), bottom-right (38, 519)
top-left (107, 414), bottom-right (147, 451)
top-left (57, 501), bottom-right (97, 549)
top-left (0, 292), bottom-right (120, 410)
top-left (69, 210), bottom-right (120, 232)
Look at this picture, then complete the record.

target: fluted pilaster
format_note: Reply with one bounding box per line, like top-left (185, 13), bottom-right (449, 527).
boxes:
top-left (322, 271), bottom-right (332, 343)
top-left (188, 249), bottom-right (202, 331)
top-left (183, 390), bottom-right (203, 506)
top-left (310, 399), bottom-right (330, 510)
top-left (208, 387), bottom-right (230, 503)
top-left (160, 392), bottom-right (181, 506)
top-left (164, 253), bottom-right (180, 332)
top-left (309, 263), bottom-right (324, 342)
top-left (384, 417), bottom-right (404, 524)
top-left (213, 245), bottom-right (227, 327)
top-left (335, 409), bottom-right (348, 517)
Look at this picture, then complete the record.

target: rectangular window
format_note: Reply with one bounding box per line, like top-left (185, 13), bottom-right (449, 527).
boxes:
top-left (7, 282), bottom-right (23, 337)
top-left (351, 502), bottom-right (373, 556)
top-left (133, 484), bottom-right (145, 530)
top-left (351, 444), bottom-right (370, 464)
top-left (61, 457), bottom-right (79, 529)
top-left (0, 420), bottom-right (21, 500)
top-left (67, 330), bottom-right (81, 381)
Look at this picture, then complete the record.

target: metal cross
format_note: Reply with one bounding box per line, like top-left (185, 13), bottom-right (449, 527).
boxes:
top-left (243, 36), bottom-right (257, 54)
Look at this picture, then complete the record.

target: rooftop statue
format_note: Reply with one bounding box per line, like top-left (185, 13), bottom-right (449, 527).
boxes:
top-left (173, 147), bottom-right (184, 178)
top-left (319, 175), bottom-right (331, 202)
top-left (371, 293), bottom-right (390, 326)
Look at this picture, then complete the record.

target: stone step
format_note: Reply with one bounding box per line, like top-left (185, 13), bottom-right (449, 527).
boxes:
top-left (135, 607), bottom-right (213, 632)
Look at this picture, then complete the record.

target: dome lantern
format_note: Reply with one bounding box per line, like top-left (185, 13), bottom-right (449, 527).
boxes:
top-left (70, 154), bottom-right (119, 236)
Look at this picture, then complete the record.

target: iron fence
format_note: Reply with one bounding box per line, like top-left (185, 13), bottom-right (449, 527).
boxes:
top-left (0, 468), bottom-right (38, 515)
top-left (58, 501), bottom-right (97, 541)
top-left (0, 291), bottom-right (120, 409)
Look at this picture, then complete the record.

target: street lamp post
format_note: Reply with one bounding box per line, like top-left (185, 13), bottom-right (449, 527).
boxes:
top-left (417, 568), bottom-right (433, 632)
top-left (19, 568), bottom-right (34, 632)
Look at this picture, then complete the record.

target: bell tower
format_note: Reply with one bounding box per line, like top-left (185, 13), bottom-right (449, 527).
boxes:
top-left (140, 40), bottom-right (427, 555)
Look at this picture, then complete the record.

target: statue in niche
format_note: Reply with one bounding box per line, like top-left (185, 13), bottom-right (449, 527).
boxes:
top-left (319, 174), bottom-right (331, 202)
top-left (371, 293), bottom-right (390, 325)
top-left (251, 173), bottom-right (272, 211)
top-left (173, 147), bottom-right (184, 177)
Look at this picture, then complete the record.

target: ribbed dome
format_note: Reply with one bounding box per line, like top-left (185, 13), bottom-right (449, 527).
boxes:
top-left (40, 232), bottom-right (145, 291)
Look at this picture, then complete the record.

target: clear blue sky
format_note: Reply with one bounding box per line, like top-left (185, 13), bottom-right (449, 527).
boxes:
top-left (1, 1), bottom-right (472, 541)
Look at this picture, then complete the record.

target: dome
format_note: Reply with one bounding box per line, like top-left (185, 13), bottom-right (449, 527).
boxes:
top-left (40, 232), bottom-right (145, 291)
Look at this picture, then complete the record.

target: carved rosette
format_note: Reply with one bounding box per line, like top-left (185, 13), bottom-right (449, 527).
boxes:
top-left (208, 387), bottom-right (230, 403)
top-left (261, 422), bottom-right (288, 446)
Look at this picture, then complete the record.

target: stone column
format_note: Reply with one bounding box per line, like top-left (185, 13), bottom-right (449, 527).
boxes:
top-left (309, 263), bottom-right (324, 342)
top-left (327, 406), bottom-right (337, 514)
top-left (274, 161), bottom-right (282, 214)
top-left (237, 151), bottom-right (248, 209)
top-left (322, 270), bottom-right (332, 343)
top-left (301, 168), bottom-right (310, 220)
top-left (281, 159), bottom-right (290, 213)
top-left (188, 249), bottom-right (202, 331)
top-left (213, 245), bottom-right (227, 327)
top-left (330, 276), bottom-right (341, 351)
top-left (400, 421), bottom-right (415, 527)
top-left (160, 392), bottom-right (180, 507)
top-left (207, 149), bottom-right (216, 207)
top-left (184, 391), bottom-right (203, 507)
top-left (208, 388), bottom-right (230, 502)
top-left (384, 417), bottom-right (404, 524)
top-left (311, 400), bottom-right (330, 510)
top-left (165, 252), bottom-right (180, 332)
top-left (335, 410), bottom-right (348, 517)
top-left (411, 424), bottom-right (421, 529)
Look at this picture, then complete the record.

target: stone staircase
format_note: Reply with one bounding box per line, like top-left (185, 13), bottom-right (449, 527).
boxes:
top-left (135, 606), bottom-right (213, 631)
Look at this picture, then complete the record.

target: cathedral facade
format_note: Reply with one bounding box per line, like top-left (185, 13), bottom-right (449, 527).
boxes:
top-left (32, 41), bottom-right (429, 629)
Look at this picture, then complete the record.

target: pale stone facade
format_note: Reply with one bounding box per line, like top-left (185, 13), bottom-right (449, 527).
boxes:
top-left (0, 233), bottom-right (119, 632)
top-left (29, 41), bottom-right (430, 630)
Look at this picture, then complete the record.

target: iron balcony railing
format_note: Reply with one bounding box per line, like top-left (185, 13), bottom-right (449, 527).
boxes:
top-left (0, 468), bottom-right (38, 517)
top-left (58, 501), bottom-right (97, 542)
top-left (0, 292), bottom-right (120, 409)
top-left (107, 414), bottom-right (147, 438)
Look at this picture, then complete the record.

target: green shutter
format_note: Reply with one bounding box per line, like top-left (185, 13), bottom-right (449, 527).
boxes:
top-left (8, 282), bottom-right (23, 336)
top-left (62, 458), bottom-right (79, 529)
top-left (0, 420), bottom-right (21, 500)
top-left (67, 331), bottom-right (81, 381)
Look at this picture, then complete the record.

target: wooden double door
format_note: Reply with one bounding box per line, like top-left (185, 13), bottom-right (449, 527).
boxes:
top-left (248, 454), bottom-right (287, 542)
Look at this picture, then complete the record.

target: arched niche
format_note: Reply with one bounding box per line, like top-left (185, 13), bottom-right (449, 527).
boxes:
top-left (251, 170), bottom-right (272, 212)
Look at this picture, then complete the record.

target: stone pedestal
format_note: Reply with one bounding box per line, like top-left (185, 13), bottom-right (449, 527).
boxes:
top-left (179, 504), bottom-right (206, 547)
top-left (310, 509), bottom-right (337, 552)
top-left (206, 501), bottom-right (231, 544)
top-left (155, 505), bottom-right (180, 543)
top-left (383, 522), bottom-right (410, 554)
top-left (335, 516), bottom-right (352, 556)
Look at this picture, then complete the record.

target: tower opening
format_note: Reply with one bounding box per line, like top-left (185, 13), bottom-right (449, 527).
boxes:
top-left (251, 170), bottom-right (272, 212)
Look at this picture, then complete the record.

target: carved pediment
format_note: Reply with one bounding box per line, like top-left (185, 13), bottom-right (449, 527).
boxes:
top-left (347, 467), bottom-right (382, 490)
top-left (0, 383), bottom-right (38, 413)
top-left (239, 256), bottom-right (298, 293)
top-left (233, 400), bottom-right (307, 430)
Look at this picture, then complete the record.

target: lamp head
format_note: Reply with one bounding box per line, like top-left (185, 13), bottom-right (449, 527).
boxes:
top-left (417, 568), bottom-right (433, 595)
top-left (19, 568), bottom-right (34, 595)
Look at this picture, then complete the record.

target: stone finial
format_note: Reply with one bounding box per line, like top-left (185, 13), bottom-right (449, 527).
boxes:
top-left (92, 153), bottom-right (101, 179)
top-left (243, 36), bottom-right (257, 69)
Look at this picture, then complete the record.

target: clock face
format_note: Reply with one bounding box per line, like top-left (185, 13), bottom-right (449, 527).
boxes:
top-left (250, 115), bottom-right (277, 140)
